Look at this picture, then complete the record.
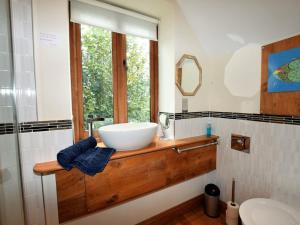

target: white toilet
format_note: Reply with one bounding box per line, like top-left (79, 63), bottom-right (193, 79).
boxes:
top-left (240, 198), bottom-right (300, 225)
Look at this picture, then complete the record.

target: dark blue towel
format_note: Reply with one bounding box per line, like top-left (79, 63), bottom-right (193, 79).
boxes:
top-left (57, 136), bottom-right (97, 170)
top-left (73, 147), bottom-right (116, 176)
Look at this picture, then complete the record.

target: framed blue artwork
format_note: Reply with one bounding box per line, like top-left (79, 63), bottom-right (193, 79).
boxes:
top-left (268, 47), bottom-right (300, 93)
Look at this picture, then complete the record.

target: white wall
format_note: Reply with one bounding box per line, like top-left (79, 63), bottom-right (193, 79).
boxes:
top-left (0, 135), bottom-right (25, 225)
top-left (11, 0), bottom-right (37, 122)
top-left (29, 1), bottom-right (217, 225)
top-left (174, 0), bottom-right (300, 214)
top-left (206, 41), bottom-right (300, 208)
top-left (174, 117), bottom-right (208, 139)
top-left (33, 0), bottom-right (72, 120)
top-left (29, 1), bottom-right (300, 224)
top-left (0, 0), bottom-right (14, 123)
top-left (31, 0), bottom-right (215, 115)
top-left (208, 46), bottom-right (262, 113)
top-left (33, 0), bottom-right (176, 116)
top-left (0, 2), bottom-right (25, 224)
top-left (173, 115), bottom-right (300, 212)
top-left (174, 4), bottom-right (210, 113)
top-left (214, 118), bottom-right (300, 211)
top-left (19, 130), bottom-right (73, 225)
top-left (177, 0), bottom-right (300, 113)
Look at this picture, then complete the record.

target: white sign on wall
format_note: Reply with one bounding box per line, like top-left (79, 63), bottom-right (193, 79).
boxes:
top-left (39, 32), bottom-right (61, 47)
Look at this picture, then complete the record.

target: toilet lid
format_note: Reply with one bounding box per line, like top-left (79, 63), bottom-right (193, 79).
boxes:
top-left (240, 198), bottom-right (300, 225)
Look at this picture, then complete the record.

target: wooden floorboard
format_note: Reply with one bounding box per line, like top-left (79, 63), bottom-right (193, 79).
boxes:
top-left (137, 195), bottom-right (225, 225)
top-left (165, 207), bottom-right (225, 225)
top-left (137, 196), bottom-right (204, 225)
top-left (166, 207), bottom-right (225, 225)
top-left (139, 206), bottom-right (225, 225)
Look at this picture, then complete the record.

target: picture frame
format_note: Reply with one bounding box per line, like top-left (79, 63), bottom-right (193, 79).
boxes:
top-left (260, 34), bottom-right (300, 116)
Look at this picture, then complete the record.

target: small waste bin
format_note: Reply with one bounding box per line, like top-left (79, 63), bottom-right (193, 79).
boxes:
top-left (204, 183), bottom-right (220, 217)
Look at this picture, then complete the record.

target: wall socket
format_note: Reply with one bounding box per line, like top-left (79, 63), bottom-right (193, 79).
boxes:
top-left (182, 98), bottom-right (188, 112)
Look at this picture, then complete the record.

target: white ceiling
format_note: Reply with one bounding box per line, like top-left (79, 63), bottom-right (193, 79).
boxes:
top-left (176, 0), bottom-right (300, 55)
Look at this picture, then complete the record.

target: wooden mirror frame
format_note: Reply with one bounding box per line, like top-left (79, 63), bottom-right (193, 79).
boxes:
top-left (176, 54), bottom-right (202, 96)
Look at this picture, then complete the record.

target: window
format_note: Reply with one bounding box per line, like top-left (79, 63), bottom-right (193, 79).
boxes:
top-left (81, 24), bottom-right (113, 129)
top-left (69, 0), bottom-right (159, 141)
top-left (70, 23), bottom-right (158, 141)
top-left (126, 35), bottom-right (150, 122)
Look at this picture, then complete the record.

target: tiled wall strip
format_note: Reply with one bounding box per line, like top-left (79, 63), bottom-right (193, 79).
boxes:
top-left (174, 111), bottom-right (210, 120)
top-left (160, 111), bottom-right (210, 120)
top-left (0, 123), bottom-right (17, 135)
top-left (3, 111), bottom-right (299, 135)
top-left (0, 120), bottom-right (72, 135)
top-left (162, 111), bottom-right (300, 125)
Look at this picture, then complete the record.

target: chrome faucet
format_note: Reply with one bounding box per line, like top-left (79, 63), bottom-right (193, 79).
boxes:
top-left (159, 112), bottom-right (170, 140)
top-left (87, 114), bottom-right (105, 137)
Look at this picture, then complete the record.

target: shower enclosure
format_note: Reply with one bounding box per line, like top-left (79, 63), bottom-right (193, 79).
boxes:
top-left (0, 0), bottom-right (26, 224)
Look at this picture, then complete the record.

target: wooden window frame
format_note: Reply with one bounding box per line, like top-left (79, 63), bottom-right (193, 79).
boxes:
top-left (70, 22), bottom-right (159, 142)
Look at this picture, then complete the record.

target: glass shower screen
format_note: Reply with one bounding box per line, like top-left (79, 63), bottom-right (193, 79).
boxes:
top-left (0, 0), bottom-right (26, 224)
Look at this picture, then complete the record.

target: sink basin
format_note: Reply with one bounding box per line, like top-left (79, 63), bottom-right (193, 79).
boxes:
top-left (98, 122), bottom-right (158, 151)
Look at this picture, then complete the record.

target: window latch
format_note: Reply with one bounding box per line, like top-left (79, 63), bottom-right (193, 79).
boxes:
top-left (123, 59), bottom-right (128, 71)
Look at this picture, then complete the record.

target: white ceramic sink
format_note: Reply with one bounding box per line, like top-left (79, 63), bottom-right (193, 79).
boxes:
top-left (98, 122), bottom-right (158, 151)
top-left (240, 198), bottom-right (300, 225)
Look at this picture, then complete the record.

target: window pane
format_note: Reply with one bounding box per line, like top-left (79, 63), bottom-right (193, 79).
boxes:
top-left (81, 24), bottom-right (113, 129)
top-left (126, 35), bottom-right (150, 122)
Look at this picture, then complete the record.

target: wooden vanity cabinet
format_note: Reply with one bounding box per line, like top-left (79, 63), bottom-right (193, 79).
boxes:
top-left (165, 144), bottom-right (216, 184)
top-left (85, 149), bottom-right (168, 212)
top-left (56, 168), bottom-right (86, 222)
top-left (55, 140), bottom-right (217, 223)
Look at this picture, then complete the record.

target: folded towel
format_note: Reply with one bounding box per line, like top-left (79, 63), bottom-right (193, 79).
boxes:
top-left (73, 147), bottom-right (116, 176)
top-left (57, 136), bottom-right (97, 170)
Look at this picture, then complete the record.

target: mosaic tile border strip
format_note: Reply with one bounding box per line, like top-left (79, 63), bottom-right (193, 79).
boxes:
top-left (3, 111), bottom-right (299, 135)
top-left (174, 111), bottom-right (210, 120)
top-left (0, 123), bottom-right (17, 135)
top-left (161, 111), bottom-right (300, 125)
top-left (19, 120), bottom-right (72, 133)
top-left (0, 120), bottom-right (72, 135)
top-left (209, 111), bottom-right (300, 125)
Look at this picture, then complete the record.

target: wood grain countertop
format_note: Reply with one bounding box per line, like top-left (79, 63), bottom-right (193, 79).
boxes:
top-left (33, 135), bottom-right (219, 174)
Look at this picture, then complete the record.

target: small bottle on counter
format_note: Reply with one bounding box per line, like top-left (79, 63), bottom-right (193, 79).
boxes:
top-left (206, 122), bottom-right (212, 137)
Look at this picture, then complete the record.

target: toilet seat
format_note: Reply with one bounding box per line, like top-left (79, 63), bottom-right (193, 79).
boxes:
top-left (239, 198), bottom-right (300, 225)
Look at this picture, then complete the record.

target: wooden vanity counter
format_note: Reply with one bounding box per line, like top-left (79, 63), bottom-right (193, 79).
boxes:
top-left (33, 135), bottom-right (218, 223)
top-left (33, 135), bottom-right (218, 174)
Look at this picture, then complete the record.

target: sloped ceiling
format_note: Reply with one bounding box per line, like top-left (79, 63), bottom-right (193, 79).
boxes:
top-left (176, 0), bottom-right (300, 55)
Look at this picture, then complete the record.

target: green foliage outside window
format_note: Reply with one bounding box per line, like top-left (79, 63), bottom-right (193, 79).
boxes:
top-left (81, 25), bottom-right (150, 129)
top-left (126, 35), bottom-right (150, 123)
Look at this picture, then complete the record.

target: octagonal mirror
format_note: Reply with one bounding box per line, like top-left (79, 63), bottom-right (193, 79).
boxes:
top-left (176, 54), bottom-right (202, 96)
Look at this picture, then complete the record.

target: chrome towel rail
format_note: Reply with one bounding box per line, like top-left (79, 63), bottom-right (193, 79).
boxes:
top-left (175, 141), bottom-right (219, 154)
